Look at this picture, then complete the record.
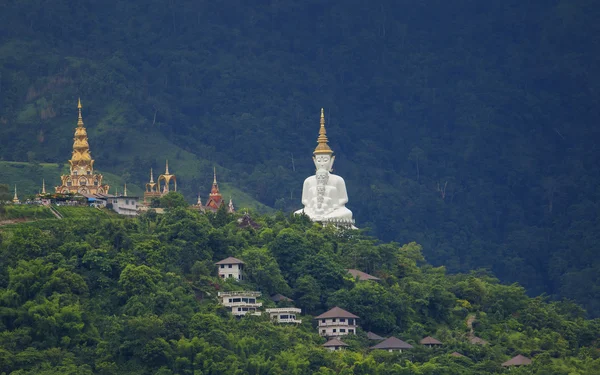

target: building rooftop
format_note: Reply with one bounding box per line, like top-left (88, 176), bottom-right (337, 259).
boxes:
top-left (370, 336), bottom-right (413, 350)
top-left (314, 306), bottom-right (359, 319)
top-left (420, 336), bottom-right (443, 345)
top-left (346, 269), bottom-right (380, 281)
top-left (367, 332), bottom-right (385, 340)
top-left (450, 352), bottom-right (465, 357)
top-left (501, 355), bottom-right (532, 367)
top-left (215, 257), bottom-right (245, 265)
top-left (469, 336), bottom-right (489, 345)
top-left (271, 293), bottom-right (293, 302)
top-left (322, 338), bottom-right (348, 348)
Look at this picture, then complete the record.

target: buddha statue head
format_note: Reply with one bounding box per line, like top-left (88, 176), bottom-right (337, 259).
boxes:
top-left (313, 108), bottom-right (335, 172)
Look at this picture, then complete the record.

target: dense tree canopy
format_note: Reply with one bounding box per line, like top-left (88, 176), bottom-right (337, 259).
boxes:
top-left (0, 1), bottom-right (599, 314)
top-left (0, 209), bottom-right (599, 374)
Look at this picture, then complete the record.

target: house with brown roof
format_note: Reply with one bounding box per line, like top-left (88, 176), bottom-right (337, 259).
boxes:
top-left (322, 338), bottom-right (349, 351)
top-left (450, 352), bottom-right (465, 358)
top-left (314, 307), bottom-right (359, 337)
top-left (420, 336), bottom-right (443, 348)
top-left (216, 257), bottom-right (244, 280)
top-left (501, 355), bottom-right (532, 367)
top-left (370, 336), bottom-right (413, 353)
top-left (346, 269), bottom-right (380, 281)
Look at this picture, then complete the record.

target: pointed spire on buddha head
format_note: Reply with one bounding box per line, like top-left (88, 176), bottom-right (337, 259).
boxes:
top-left (313, 108), bottom-right (335, 172)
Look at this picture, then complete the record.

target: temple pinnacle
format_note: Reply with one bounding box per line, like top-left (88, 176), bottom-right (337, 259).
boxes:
top-left (150, 168), bottom-right (154, 183)
top-left (213, 166), bottom-right (217, 184)
top-left (13, 185), bottom-right (18, 203)
top-left (124, 183), bottom-right (128, 197)
top-left (314, 108), bottom-right (333, 155)
top-left (77, 98), bottom-right (84, 127)
top-left (42, 179), bottom-right (46, 194)
top-left (165, 160), bottom-right (170, 175)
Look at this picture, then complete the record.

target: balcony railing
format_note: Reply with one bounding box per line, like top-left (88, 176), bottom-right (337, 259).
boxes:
top-left (317, 321), bottom-right (357, 327)
top-left (276, 318), bottom-right (302, 324)
top-left (223, 302), bottom-right (262, 308)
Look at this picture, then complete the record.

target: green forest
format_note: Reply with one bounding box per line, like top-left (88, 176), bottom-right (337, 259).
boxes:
top-left (0, 0), bottom-right (599, 317)
top-left (1, 202), bottom-right (599, 374)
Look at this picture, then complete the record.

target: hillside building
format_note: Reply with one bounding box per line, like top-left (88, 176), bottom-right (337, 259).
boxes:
top-left (215, 257), bottom-right (244, 280)
top-left (218, 291), bottom-right (262, 317)
top-left (370, 336), bottom-right (413, 353)
top-left (193, 168), bottom-right (235, 213)
top-left (501, 355), bottom-right (532, 368)
top-left (322, 338), bottom-right (348, 351)
top-left (346, 269), bottom-right (380, 281)
top-left (55, 99), bottom-right (110, 195)
top-left (314, 307), bottom-right (359, 337)
top-left (420, 336), bottom-right (443, 348)
top-left (265, 308), bottom-right (302, 324)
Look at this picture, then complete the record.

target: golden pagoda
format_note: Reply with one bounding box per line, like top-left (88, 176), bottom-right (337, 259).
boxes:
top-left (204, 167), bottom-right (224, 211)
top-left (157, 160), bottom-right (177, 194)
top-left (55, 99), bottom-right (110, 195)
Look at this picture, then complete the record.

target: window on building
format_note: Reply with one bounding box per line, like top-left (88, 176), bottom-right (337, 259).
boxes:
top-left (221, 265), bottom-right (225, 269)
top-left (228, 274), bottom-right (233, 278)
top-left (321, 319), bottom-right (326, 324)
top-left (321, 330), bottom-right (326, 334)
top-left (280, 315), bottom-right (289, 319)
top-left (238, 308), bottom-right (242, 311)
top-left (220, 275), bottom-right (225, 278)
top-left (348, 319), bottom-right (354, 325)
top-left (332, 318), bottom-right (337, 322)
top-left (232, 298), bottom-right (241, 303)
top-left (340, 318), bottom-right (346, 322)
top-left (228, 264), bottom-right (233, 268)
top-left (238, 274), bottom-right (241, 279)
top-left (349, 329), bottom-right (354, 334)
top-left (248, 298), bottom-right (255, 304)
top-left (340, 329), bottom-right (346, 333)
top-left (332, 329), bottom-right (336, 333)
top-left (125, 200), bottom-right (129, 205)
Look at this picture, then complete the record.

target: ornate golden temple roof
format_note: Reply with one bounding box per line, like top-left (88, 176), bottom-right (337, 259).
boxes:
top-left (314, 108), bottom-right (334, 155)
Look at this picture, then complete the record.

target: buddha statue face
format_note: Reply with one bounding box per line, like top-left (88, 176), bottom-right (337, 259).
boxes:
top-left (313, 154), bottom-right (335, 172)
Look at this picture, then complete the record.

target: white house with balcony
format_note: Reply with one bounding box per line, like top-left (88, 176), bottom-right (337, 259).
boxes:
top-left (218, 291), bottom-right (262, 317)
top-left (215, 257), bottom-right (244, 280)
top-left (314, 306), bottom-right (359, 337)
top-left (265, 307), bottom-right (302, 324)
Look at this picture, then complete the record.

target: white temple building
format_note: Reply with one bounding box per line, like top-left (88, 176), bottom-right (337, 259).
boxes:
top-left (295, 109), bottom-right (355, 227)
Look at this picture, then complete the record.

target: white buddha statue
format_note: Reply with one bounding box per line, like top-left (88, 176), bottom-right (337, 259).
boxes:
top-left (295, 109), bottom-right (353, 223)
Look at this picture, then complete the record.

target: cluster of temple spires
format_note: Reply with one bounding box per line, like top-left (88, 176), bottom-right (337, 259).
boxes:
top-left (22, 98), bottom-right (352, 223)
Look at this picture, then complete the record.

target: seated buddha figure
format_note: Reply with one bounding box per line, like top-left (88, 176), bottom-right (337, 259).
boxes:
top-left (295, 109), bottom-right (353, 222)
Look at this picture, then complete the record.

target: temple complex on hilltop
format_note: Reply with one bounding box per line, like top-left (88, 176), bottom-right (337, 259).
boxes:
top-left (55, 99), bottom-right (110, 195)
top-left (193, 168), bottom-right (235, 213)
top-left (143, 161), bottom-right (177, 204)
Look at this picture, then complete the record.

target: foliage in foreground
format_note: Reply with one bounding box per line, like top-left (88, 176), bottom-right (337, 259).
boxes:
top-left (0, 208), bottom-right (599, 374)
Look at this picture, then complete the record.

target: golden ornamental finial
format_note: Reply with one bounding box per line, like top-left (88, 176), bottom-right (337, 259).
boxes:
top-left (165, 160), bottom-right (169, 175)
top-left (213, 166), bottom-right (217, 184)
top-left (314, 107), bottom-right (333, 155)
top-left (77, 98), bottom-right (84, 127)
top-left (150, 168), bottom-right (154, 183)
top-left (42, 179), bottom-right (46, 194)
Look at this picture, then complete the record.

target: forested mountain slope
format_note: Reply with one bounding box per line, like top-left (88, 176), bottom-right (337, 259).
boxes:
top-left (1, 1), bottom-right (599, 312)
top-left (0, 207), bottom-right (599, 374)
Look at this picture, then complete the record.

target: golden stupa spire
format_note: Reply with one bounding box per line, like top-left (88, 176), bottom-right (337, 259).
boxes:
top-left (314, 108), bottom-right (333, 155)
top-left (124, 183), bottom-right (128, 197)
top-left (149, 168), bottom-right (154, 183)
top-left (165, 160), bottom-right (170, 175)
top-left (42, 179), bottom-right (46, 194)
top-left (77, 98), bottom-right (84, 127)
top-left (213, 166), bottom-right (217, 184)
top-left (13, 185), bottom-right (19, 203)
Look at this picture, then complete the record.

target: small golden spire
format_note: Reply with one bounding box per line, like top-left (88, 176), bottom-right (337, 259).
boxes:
top-left (314, 108), bottom-right (333, 155)
top-left (42, 179), bottom-right (46, 194)
top-left (13, 185), bottom-right (19, 203)
top-left (165, 160), bottom-right (170, 175)
top-left (213, 166), bottom-right (217, 184)
top-left (149, 168), bottom-right (154, 183)
top-left (77, 98), bottom-right (84, 127)
top-left (124, 183), bottom-right (128, 197)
